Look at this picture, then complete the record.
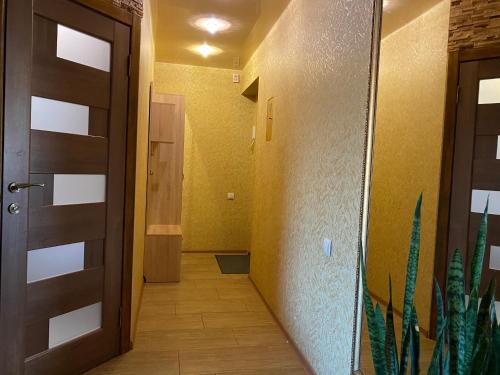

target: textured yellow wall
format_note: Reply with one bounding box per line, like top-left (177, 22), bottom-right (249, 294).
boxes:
top-left (131, 0), bottom-right (155, 341)
top-left (242, 0), bottom-right (375, 372)
top-left (154, 63), bottom-right (255, 252)
top-left (367, 0), bottom-right (450, 333)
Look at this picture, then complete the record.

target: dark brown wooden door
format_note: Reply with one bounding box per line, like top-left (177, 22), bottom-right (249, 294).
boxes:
top-left (448, 57), bottom-right (500, 303)
top-left (0, 0), bottom-right (130, 374)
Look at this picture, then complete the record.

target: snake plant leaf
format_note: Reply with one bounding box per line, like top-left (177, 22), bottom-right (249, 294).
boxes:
top-left (375, 303), bottom-right (387, 340)
top-left (433, 279), bottom-right (447, 374)
top-left (385, 276), bottom-right (399, 375)
top-left (434, 279), bottom-right (445, 341)
top-left (464, 288), bottom-right (479, 373)
top-left (427, 317), bottom-right (447, 375)
top-left (400, 195), bottom-right (422, 375)
top-left (401, 323), bottom-right (412, 375)
top-left (492, 318), bottom-right (500, 373)
top-left (444, 351), bottom-right (450, 375)
top-left (491, 299), bottom-right (499, 373)
top-left (475, 280), bottom-right (496, 348)
top-left (375, 304), bottom-right (389, 374)
top-left (470, 202), bottom-right (488, 294)
top-left (492, 301), bottom-right (497, 327)
top-left (409, 306), bottom-right (420, 375)
top-left (361, 256), bottom-right (387, 375)
top-left (447, 249), bottom-right (465, 375)
top-left (470, 335), bottom-right (491, 375)
top-left (486, 336), bottom-right (497, 375)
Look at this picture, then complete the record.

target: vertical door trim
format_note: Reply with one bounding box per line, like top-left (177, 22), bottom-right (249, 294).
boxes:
top-left (120, 13), bottom-right (140, 354)
top-left (433, 46), bottom-right (500, 338)
top-left (0, 0), bottom-right (32, 373)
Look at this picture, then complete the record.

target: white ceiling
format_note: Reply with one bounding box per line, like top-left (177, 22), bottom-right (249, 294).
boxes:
top-left (153, 0), bottom-right (291, 69)
top-left (152, 0), bottom-right (447, 69)
top-left (382, 0), bottom-right (445, 37)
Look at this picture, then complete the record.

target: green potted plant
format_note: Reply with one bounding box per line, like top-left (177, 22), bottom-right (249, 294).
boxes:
top-left (362, 196), bottom-right (500, 374)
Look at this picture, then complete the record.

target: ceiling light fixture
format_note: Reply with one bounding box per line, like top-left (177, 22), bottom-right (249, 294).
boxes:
top-left (193, 43), bottom-right (222, 58)
top-left (194, 17), bottom-right (231, 35)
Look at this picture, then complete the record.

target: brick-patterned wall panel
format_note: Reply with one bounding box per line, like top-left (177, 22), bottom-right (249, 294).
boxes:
top-left (449, 0), bottom-right (500, 51)
top-left (112, 0), bottom-right (143, 17)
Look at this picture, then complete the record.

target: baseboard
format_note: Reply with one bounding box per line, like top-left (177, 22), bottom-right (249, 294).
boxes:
top-left (248, 276), bottom-right (317, 375)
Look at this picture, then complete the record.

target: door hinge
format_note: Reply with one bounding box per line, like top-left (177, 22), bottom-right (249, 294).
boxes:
top-left (456, 85), bottom-right (460, 104)
top-left (128, 55), bottom-right (132, 77)
top-left (119, 306), bottom-right (123, 328)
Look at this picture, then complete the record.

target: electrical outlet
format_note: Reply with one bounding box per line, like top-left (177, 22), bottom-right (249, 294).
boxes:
top-left (227, 192), bottom-right (235, 200)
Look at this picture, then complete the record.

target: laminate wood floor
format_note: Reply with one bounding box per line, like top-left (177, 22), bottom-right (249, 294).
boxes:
top-left (86, 253), bottom-right (307, 375)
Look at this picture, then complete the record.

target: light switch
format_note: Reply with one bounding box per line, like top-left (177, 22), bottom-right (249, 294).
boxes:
top-left (227, 193), bottom-right (235, 200)
top-left (323, 239), bottom-right (332, 257)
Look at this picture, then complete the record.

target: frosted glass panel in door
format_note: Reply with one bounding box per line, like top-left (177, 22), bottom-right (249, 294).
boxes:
top-left (27, 242), bottom-right (85, 283)
top-left (497, 136), bottom-right (500, 160)
top-left (31, 96), bottom-right (89, 135)
top-left (53, 175), bottom-right (106, 205)
top-left (490, 246), bottom-right (500, 271)
top-left (57, 25), bottom-right (111, 72)
top-left (471, 190), bottom-right (500, 215)
top-left (49, 303), bottom-right (102, 348)
top-left (478, 78), bottom-right (500, 104)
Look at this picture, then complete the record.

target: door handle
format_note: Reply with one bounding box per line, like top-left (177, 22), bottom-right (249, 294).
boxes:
top-left (8, 182), bottom-right (45, 193)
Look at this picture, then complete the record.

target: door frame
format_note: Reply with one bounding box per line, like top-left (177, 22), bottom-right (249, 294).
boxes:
top-left (432, 45), bottom-right (500, 338)
top-left (0, 0), bottom-right (140, 360)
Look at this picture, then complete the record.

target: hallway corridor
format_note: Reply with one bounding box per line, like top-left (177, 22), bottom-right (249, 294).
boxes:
top-left (87, 254), bottom-right (307, 375)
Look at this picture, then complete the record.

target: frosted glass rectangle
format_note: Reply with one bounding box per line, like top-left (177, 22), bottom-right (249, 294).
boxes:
top-left (490, 246), bottom-right (500, 271)
top-left (27, 242), bottom-right (84, 283)
top-left (471, 190), bottom-right (500, 215)
top-left (497, 136), bottom-right (500, 160)
top-left (57, 25), bottom-right (110, 72)
top-left (31, 96), bottom-right (89, 135)
top-left (53, 175), bottom-right (106, 206)
top-left (49, 303), bottom-right (101, 348)
top-left (479, 79), bottom-right (500, 104)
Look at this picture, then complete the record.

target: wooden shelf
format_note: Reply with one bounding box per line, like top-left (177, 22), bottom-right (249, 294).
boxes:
top-left (147, 224), bottom-right (182, 236)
